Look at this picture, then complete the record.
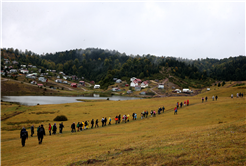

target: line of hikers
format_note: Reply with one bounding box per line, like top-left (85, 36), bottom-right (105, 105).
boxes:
top-left (173, 100), bottom-right (190, 115)
top-left (202, 96), bottom-right (218, 102)
top-left (20, 99), bottom-right (191, 146)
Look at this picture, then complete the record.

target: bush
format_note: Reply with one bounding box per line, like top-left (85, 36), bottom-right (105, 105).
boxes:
top-left (146, 92), bottom-right (155, 96)
top-left (53, 115), bottom-right (68, 121)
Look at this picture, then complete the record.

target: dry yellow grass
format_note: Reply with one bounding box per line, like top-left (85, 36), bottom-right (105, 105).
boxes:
top-left (1, 84), bottom-right (246, 166)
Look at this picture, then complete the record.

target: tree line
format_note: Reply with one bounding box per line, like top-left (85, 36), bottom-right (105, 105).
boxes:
top-left (1, 47), bottom-right (245, 88)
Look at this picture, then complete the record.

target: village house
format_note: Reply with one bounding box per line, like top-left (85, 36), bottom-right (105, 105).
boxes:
top-left (130, 79), bottom-right (138, 87)
top-left (26, 74), bottom-right (36, 79)
top-left (37, 84), bottom-right (43, 87)
top-left (38, 77), bottom-right (48, 83)
top-left (135, 85), bottom-right (141, 91)
top-left (20, 69), bottom-right (29, 74)
top-left (21, 65), bottom-right (26, 68)
top-left (112, 87), bottom-right (120, 92)
top-left (94, 84), bottom-right (100, 89)
top-left (116, 79), bottom-right (122, 83)
top-left (9, 69), bottom-right (18, 73)
top-left (55, 79), bottom-right (63, 83)
top-left (71, 83), bottom-right (77, 88)
top-left (12, 61), bottom-right (19, 65)
top-left (141, 81), bottom-right (148, 88)
top-left (158, 84), bottom-right (164, 89)
top-left (79, 81), bottom-right (85, 86)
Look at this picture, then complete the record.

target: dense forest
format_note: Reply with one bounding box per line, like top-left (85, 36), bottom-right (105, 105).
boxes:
top-left (1, 47), bottom-right (245, 88)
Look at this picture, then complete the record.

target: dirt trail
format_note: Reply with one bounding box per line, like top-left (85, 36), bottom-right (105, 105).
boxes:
top-left (150, 78), bottom-right (168, 97)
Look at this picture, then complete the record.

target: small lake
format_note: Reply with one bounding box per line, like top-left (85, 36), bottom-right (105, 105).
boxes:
top-left (1, 95), bottom-right (141, 106)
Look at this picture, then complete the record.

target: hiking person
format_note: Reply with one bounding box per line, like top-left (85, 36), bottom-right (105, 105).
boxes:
top-left (123, 115), bottom-right (127, 123)
top-left (95, 119), bottom-right (99, 128)
top-left (205, 96), bottom-right (208, 102)
top-left (184, 100), bottom-right (186, 106)
top-left (37, 124), bottom-right (45, 144)
top-left (118, 114), bottom-right (121, 123)
top-left (237, 93), bottom-right (239, 98)
top-left (146, 111), bottom-right (149, 118)
top-left (180, 102), bottom-right (183, 108)
top-left (162, 106), bottom-right (165, 113)
top-left (91, 119), bottom-right (94, 128)
top-left (53, 123), bottom-right (57, 134)
top-left (150, 110), bottom-right (153, 117)
top-left (177, 102), bottom-right (179, 109)
top-left (212, 96), bottom-right (214, 101)
top-left (48, 123), bottom-right (52, 135)
top-left (187, 100), bottom-right (189, 106)
top-left (101, 117), bottom-right (104, 127)
top-left (79, 122), bottom-right (83, 131)
top-left (239, 92), bottom-right (241, 97)
top-left (71, 122), bottom-right (76, 132)
top-left (202, 97), bottom-right (204, 102)
top-left (242, 93), bottom-right (244, 97)
top-left (132, 113), bottom-right (135, 120)
top-left (59, 122), bottom-right (64, 134)
top-left (153, 111), bottom-right (156, 117)
top-left (30, 125), bottom-right (34, 137)
top-left (77, 122), bottom-right (80, 131)
top-left (85, 121), bottom-right (88, 129)
top-left (215, 95), bottom-right (218, 100)
top-left (109, 117), bottom-right (111, 125)
top-left (174, 107), bottom-right (177, 115)
top-left (20, 127), bottom-right (28, 147)
top-left (141, 113), bottom-right (143, 119)
top-left (104, 117), bottom-right (107, 126)
top-left (115, 116), bottom-right (118, 124)
top-left (127, 114), bottom-right (130, 122)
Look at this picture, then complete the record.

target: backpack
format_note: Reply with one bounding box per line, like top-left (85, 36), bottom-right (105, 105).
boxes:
top-left (21, 131), bottom-right (27, 137)
top-left (39, 127), bottom-right (44, 134)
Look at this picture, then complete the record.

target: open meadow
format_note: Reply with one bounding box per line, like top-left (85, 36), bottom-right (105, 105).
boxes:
top-left (1, 82), bottom-right (246, 166)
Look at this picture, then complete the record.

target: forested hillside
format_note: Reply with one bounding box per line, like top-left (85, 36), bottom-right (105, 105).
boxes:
top-left (1, 47), bottom-right (245, 88)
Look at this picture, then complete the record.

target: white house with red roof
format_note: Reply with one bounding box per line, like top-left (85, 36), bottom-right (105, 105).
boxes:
top-left (141, 81), bottom-right (148, 88)
top-left (130, 79), bottom-right (138, 87)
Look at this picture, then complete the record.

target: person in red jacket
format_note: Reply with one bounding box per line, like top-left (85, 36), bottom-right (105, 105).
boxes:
top-left (187, 100), bottom-right (189, 106)
top-left (48, 123), bottom-right (51, 135)
top-left (174, 107), bottom-right (177, 115)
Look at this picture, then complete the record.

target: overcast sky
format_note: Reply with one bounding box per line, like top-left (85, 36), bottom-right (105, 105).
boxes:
top-left (1, 1), bottom-right (245, 60)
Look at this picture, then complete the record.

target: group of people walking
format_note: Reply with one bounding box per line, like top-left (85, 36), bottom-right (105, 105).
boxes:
top-left (173, 100), bottom-right (189, 115)
top-left (20, 99), bottom-right (191, 147)
top-left (232, 92), bottom-right (244, 98)
top-left (202, 96), bottom-right (218, 102)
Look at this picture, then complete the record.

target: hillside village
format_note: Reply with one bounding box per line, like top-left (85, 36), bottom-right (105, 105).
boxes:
top-left (1, 58), bottom-right (195, 96)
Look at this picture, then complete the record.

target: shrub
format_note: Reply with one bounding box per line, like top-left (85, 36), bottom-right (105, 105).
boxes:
top-left (146, 92), bottom-right (155, 96)
top-left (53, 115), bottom-right (68, 121)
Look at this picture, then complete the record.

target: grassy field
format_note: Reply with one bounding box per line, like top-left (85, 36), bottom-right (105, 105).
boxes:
top-left (1, 82), bottom-right (246, 165)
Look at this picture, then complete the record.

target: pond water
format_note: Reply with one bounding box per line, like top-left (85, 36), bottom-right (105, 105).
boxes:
top-left (1, 95), bottom-right (140, 106)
